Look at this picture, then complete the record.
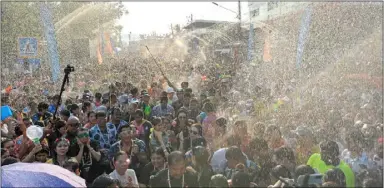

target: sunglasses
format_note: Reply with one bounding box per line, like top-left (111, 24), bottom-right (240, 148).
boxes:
top-left (191, 131), bottom-right (199, 135)
top-left (78, 133), bottom-right (89, 138)
top-left (178, 116), bottom-right (187, 119)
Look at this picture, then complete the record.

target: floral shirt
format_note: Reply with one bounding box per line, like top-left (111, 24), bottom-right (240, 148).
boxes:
top-left (89, 124), bottom-right (117, 150)
top-left (107, 120), bottom-right (128, 132)
top-left (150, 104), bottom-right (174, 119)
top-left (149, 131), bottom-right (169, 152)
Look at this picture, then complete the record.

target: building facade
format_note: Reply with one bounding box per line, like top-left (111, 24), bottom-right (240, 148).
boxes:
top-left (248, 2), bottom-right (310, 26)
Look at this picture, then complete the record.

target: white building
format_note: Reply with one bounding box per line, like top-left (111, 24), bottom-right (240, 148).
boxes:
top-left (248, 2), bottom-right (310, 27)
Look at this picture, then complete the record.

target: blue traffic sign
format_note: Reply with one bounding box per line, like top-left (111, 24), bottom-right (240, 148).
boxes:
top-left (18, 37), bottom-right (38, 57)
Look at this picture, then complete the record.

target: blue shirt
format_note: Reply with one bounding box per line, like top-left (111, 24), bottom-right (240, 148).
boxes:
top-left (89, 124), bottom-right (117, 149)
top-left (107, 120), bottom-right (129, 132)
top-left (150, 104), bottom-right (174, 118)
top-left (210, 147), bottom-right (257, 177)
top-left (341, 149), bottom-right (375, 174)
top-left (48, 104), bottom-right (56, 114)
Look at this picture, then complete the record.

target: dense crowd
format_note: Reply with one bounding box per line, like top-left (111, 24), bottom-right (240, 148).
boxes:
top-left (1, 72), bottom-right (383, 188)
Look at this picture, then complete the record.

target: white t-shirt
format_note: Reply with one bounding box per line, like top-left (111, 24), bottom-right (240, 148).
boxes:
top-left (109, 169), bottom-right (138, 187)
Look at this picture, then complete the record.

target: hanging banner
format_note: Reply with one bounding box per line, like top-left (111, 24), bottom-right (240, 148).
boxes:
top-left (39, 3), bottom-right (60, 82)
top-left (17, 58), bottom-right (41, 74)
top-left (263, 33), bottom-right (272, 62)
top-left (247, 23), bottom-right (255, 61)
top-left (18, 37), bottom-right (38, 57)
top-left (296, 6), bottom-right (313, 69)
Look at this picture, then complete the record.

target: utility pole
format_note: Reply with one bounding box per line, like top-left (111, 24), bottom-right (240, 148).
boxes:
top-left (238, 1), bottom-right (242, 39)
top-left (171, 24), bottom-right (174, 36)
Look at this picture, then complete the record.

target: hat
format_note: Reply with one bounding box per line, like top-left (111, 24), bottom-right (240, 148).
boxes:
top-left (166, 87), bottom-right (175, 93)
top-left (118, 94), bottom-right (129, 104)
top-left (291, 125), bottom-right (312, 137)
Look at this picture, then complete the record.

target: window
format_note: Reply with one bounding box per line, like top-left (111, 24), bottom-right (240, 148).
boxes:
top-left (267, 2), bottom-right (279, 11)
top-left (251, 8), bottom-right (260, 18)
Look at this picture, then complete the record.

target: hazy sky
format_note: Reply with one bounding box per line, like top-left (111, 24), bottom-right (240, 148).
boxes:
top-left (118, 2), bottom-right (249, 39)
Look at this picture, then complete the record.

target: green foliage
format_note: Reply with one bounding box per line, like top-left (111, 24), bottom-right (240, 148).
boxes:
top-left (1, 2), bottom-right (43, 63)
top-left (1, 2), bottom-right (128, 65)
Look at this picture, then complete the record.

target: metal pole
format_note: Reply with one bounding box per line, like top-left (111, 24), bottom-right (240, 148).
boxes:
top-left (238, 0), bottom-right (241, 37)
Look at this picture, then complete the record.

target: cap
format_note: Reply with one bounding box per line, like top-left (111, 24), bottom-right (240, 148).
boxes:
top-left (291, 125), bottom-right (312, 137)
top-left (142, 92), bottom-right (150, 97)
top-left (166, 87), bottom-right (175, 93)
top-left (131, 98), bottom-right (140, 104)
top-left (95, 106), bottom-right (108, 113)
top-left (141, 90), bottom-right (148, 95)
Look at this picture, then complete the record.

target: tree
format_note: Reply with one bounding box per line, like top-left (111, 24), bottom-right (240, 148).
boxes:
top-left (1, 2), bottom-right (128, 66)
top-left (174, 24), bottom-right (181, 33)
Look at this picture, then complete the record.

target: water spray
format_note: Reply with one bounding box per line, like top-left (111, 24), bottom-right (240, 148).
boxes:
top-left (145, 46), bottom-right (175, 89)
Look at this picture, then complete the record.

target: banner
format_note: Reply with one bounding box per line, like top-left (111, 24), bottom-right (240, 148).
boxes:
top-left (263, 33), bottom-right (272, 62)
top-left (18, 37), bottom-right (38, 57)
top-left (296, 6), bottom-right (313, 69)
top-left (104, 32), bottom-right (115, 58)
top-left (97, 36), bottom-right (103, 64)
top-left (39, 3), bottom-right (60, 82)
top-left (247, 23), bottom-right (254, 61)
top-left (100, 28), bottom-right (105, 57)
top-left (110, 36), bottom-right (119, 57)
top-left (17, 58), bottom-right (41, 74)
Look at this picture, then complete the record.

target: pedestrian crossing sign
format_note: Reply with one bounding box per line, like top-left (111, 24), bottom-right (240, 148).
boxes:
top-left (18, 37), bottom-right (38, 57)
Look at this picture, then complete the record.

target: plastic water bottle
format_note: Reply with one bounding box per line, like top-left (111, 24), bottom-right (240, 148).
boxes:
top-left (26, 125), bottom-right (43, 144)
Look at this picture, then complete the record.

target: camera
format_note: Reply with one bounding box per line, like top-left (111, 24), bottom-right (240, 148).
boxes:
top-left (64, 65), bottom-right (75, 74)
top-left (296, 174), bottom-right (323, 187)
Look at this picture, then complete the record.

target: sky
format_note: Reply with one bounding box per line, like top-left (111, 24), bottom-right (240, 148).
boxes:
top-left (118, 2), bottom-right (249, 41)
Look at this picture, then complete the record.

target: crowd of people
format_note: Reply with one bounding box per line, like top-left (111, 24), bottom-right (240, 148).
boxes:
top-left (1, 70), bottom-right (383, 188)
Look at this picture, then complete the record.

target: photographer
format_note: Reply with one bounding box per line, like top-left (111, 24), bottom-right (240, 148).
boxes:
top-left (307, 140), bottom-right (355, 187)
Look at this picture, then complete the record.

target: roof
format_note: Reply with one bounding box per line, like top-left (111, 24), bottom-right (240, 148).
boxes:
top-left (183, 19), bottom-right (234, 29)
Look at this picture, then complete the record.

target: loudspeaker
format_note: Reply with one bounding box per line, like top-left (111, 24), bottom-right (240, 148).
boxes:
top-left (72, 38), bottom-right (90, 59)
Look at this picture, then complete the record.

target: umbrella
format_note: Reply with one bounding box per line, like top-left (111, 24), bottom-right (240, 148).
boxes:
top-left (1, 162), bottom-right (86, 187)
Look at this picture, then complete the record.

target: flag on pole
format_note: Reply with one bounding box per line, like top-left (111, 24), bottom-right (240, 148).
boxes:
top-left (263, 32), bottom-right (272, 62)
top-left (110, 37), bottom-right (119, 57)
top-left (247, 23), bottom-right (255, 61)
top-left (97, 34), bottom-right (103, 64)
top-left (104, 32), bottom-right (114, 57)
top-left (296, 6), bottom-right (313, 69)
top-left (100, 28), bottom-right (105, 58)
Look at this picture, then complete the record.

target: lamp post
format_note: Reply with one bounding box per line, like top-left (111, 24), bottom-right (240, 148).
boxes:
top-left (211, 2), bottom-right (241, 39)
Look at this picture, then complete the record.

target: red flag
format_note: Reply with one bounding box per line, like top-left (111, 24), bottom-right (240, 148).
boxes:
top-left (97, 36), bottom-right (103, 64)
top-left (104, 32), bottom-right (115, 58)
top-left (263, 33), bottom-right (272, 62)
